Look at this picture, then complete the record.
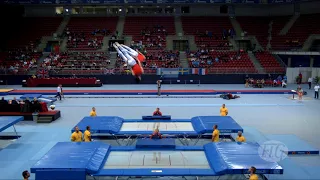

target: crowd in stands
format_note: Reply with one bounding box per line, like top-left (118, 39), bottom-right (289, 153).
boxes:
top-left (193, 29), bottom-right (234, 50)
top-left (40, 52), bottom-right (111, 75)
top-left (0, 97), bottom-right (43, 113)
top-left (245, 75), bottom-right (287, 88)
top-left (137, 25), bottom-right (168, 49)
top-left (144, 50), bottom-right (180, 68)
top-left (188, 49), bottom-right (244, 68)
top-left (196, 28), bottom-right (235, 39)
top-left (0, 50), bottom-right (40, 74)
top-left (65, 28), bottom-right (105, 49)
top-left (114, 24), bottom-right (180, 71)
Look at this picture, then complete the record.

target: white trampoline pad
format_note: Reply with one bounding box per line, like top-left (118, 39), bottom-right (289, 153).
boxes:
top-left (104, 151), bottom-right (210, 169)
top-left (120, 122), bottom-right (194, 131)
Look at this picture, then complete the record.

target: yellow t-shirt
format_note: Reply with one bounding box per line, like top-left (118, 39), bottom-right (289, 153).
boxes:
top-left (84, 130), bottom-right (91, 142)
top-left (71, 131), bottom-right (83, 142)
top-left (220, 107), bottom-right (228, 116)
top-left (90, 111), bottom-right (97, 117)
top-left (249, 174), bottom-right (259, 180)
top-left (212, 129), bottom-right (220, 142)
top-left (236, 136), bottom-right (246, 142)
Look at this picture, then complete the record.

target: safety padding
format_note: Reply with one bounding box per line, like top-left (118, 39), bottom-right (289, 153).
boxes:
top-left (205, 142), bottom-right (283, 175)
top-left (136, 139), bottom-right (176, 149)
top-left (142, 115), bottom-right (171, 120)
top-left (73, 116), bottom-right (124, 134)
top-left (31, 142), bottom-right (110, 175)
top-left (95, 168), bottom-right (217, 176)
top-left (86, 143), bottom-right (110, 174)
top-left (20, 94), bottom-right (42, 99)
top-left (204, 143), bottom-right (228, 175)
top-left (191, 116), bottom-right (243, 134)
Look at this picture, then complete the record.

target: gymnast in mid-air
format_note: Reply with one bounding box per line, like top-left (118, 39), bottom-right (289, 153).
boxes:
top-left (113, 42), bottom-right (146, 83)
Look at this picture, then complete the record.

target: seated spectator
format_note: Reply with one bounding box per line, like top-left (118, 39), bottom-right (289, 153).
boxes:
top-left (32, 98), bottom-right (41, 112)
top-left (90, 107), bottom-right (97, 117)
top-left (282, 80), bottom-right (287, 88)
top-left (12, 97), bottom-right (19, 105)
top-left (153, 107), bottom-right (162, 116)
top-left (150, 128), bottom-right (162, 139)
top-left (273, 79), bottom-right (277, 86)
top-left (0, 97), bottom-right (8, 105)
top-left (236, 131), bottom-right (246, 142)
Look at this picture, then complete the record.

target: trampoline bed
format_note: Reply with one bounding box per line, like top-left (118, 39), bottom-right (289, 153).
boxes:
top-left (104, 151), bottom-right (210, 169)
top-left (31, 142), bottom-right (283, 180)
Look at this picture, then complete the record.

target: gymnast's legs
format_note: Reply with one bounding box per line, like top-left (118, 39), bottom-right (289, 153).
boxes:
top-left (114, 43), bottom-right (145, 83)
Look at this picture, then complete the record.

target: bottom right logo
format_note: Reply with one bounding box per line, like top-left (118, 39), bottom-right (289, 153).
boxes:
top-left (258, 140), bottom-right (288, 163)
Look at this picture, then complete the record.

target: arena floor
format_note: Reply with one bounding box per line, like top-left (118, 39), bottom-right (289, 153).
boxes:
top-left (0, 84), bottom-right (320, 180)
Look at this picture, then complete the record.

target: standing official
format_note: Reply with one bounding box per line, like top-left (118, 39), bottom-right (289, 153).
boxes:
top-left (308, 77), bottom-right (313, 89)
top-left (220, 104), bottom-right (228, 116)
top-left (55, 84), bottom-right (62, 101)
top-left (157, 80), bottom-right (161, 96)
top-left (212, 125), bottom-right (220, 142)
top-left (84, 126), bottom-right (92, 142)
top-left (314, 84), bottom-right (319, 99)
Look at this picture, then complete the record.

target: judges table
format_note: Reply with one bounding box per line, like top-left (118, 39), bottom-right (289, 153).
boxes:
top-left (26, 78), bottom-right (102, 87)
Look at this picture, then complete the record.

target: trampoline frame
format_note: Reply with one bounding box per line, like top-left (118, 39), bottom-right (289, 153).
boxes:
top-left (93, 133), bottom-right (234, 146)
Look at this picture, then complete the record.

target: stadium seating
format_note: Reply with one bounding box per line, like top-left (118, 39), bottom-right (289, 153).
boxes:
top-left (237, 16), bottom-right (290, 49)
top-left (66, 17), bottom-right (118, 51)
top-left (41, 51), bottom-right (111, 75)
top-left (181, 17), bottom-right (232, 49)
top-left (124, 17), bottom-right (175, 36)
top-left (121, 17), bottom-right (179, 70)
top-left (7, 17), bottom-right (62, 49)
top-left (272, 14), bottom-right (320, 50)
top-left (0, 51), bottom-right (41, 74)
top-left (255, 52), bottom-right (285, 73)
top-left (188, 50), bottom-right (256, 73)
top-left (124, 17), bottom-right (175, 50)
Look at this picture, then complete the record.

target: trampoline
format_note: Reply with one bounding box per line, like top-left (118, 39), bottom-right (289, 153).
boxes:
top-left (0, 116), bottom-right (24, 139)
top-left (30, 141), bottom-right (283, 180)
top-left (73, 116), bottom-right (243, 145)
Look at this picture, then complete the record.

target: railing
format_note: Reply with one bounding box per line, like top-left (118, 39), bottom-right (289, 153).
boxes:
top-left (0, 67), bottom-right (286, 75)
top-left (45, 67), bottom-right (285, 75)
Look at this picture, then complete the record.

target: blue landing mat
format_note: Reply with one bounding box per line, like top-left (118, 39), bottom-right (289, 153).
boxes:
top-left (205, 142), bottom-right (283, 175)
top-left (0, 116), bottom-right (24, 132)
top-left (20, 94), bottom-right (42, 99)
top-left (192, 116), bottom-right (243, 133)
top-left (266, 134), bottom-right (319, 155)
top-left (31, 142), bottom-right (110, 174)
